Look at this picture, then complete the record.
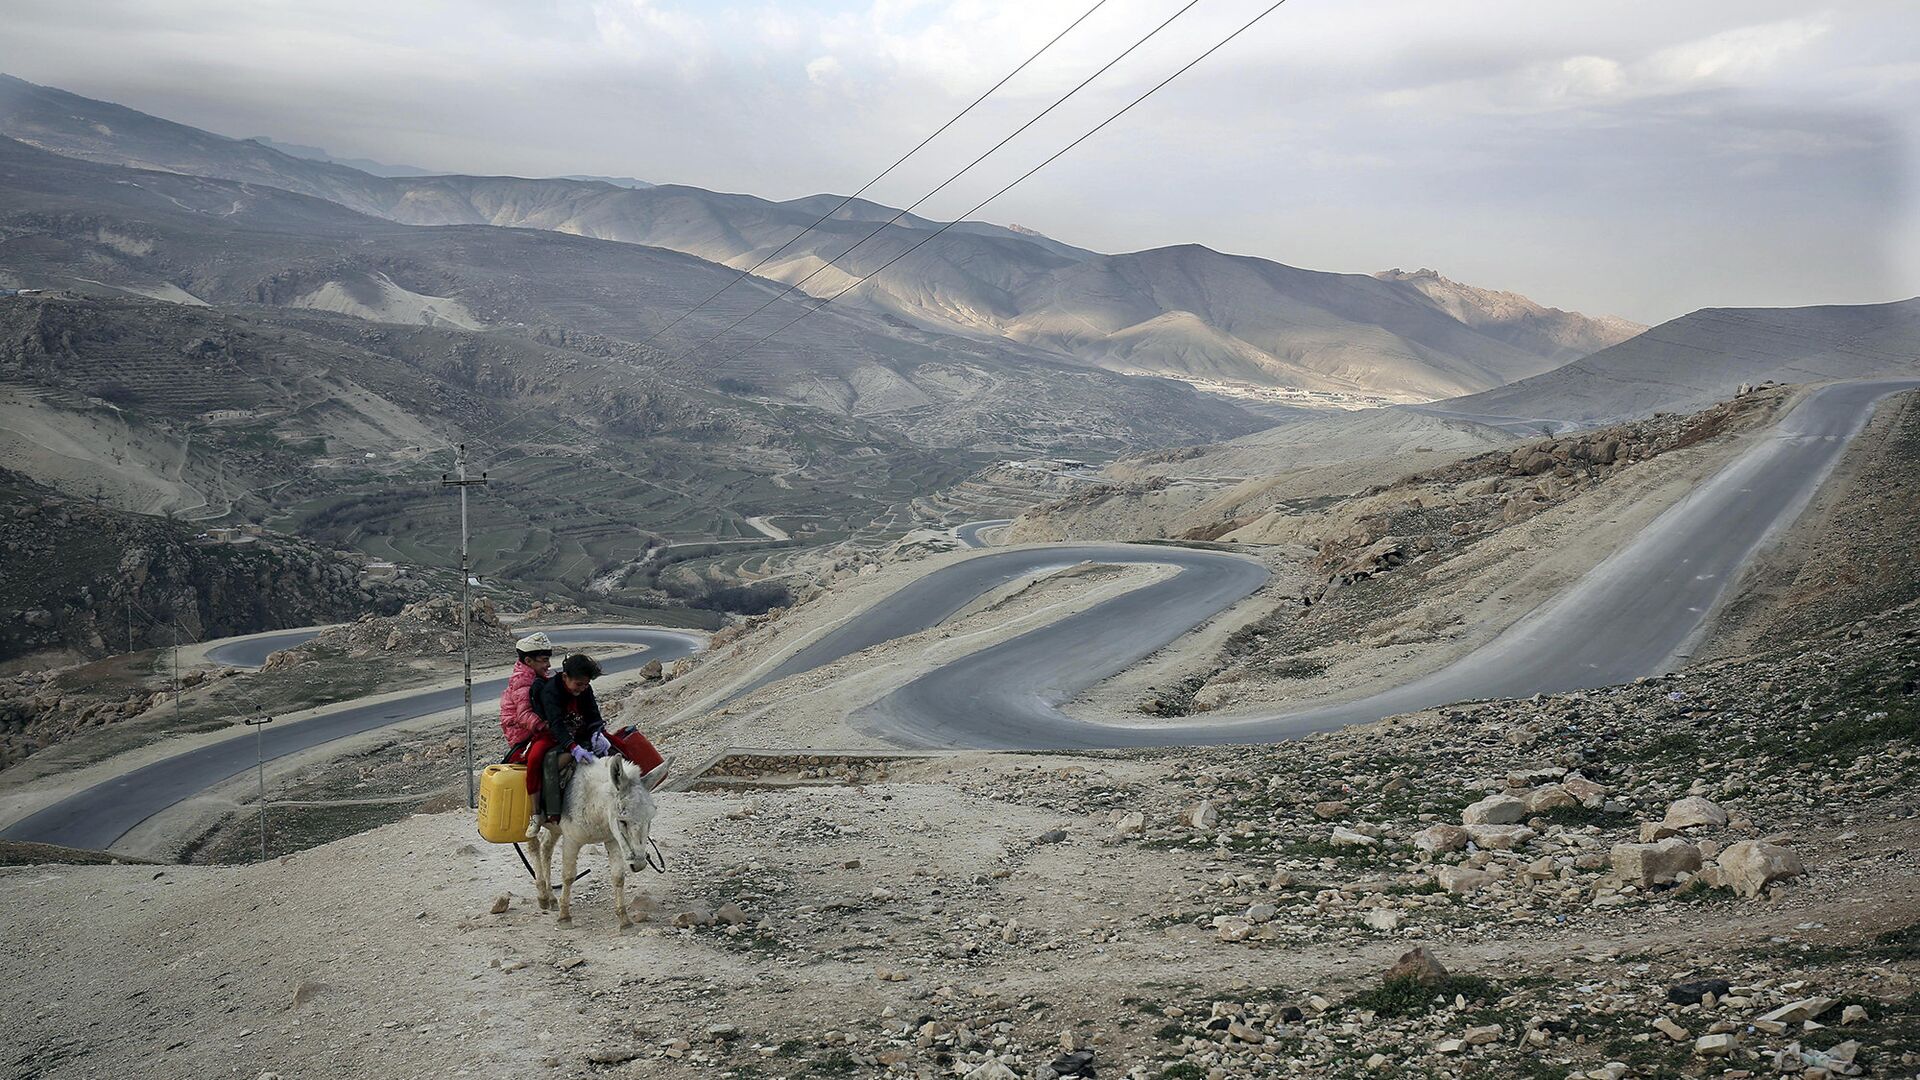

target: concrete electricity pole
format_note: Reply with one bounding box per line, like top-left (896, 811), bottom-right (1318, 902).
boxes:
top-left (441, 445), bottom-right (489, 808)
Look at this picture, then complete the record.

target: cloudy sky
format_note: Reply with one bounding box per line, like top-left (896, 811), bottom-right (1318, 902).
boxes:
top-left (3, 0), bottom-right (1915, 322)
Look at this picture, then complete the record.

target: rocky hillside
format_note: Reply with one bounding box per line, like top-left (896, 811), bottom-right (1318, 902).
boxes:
top-left (0, 74), bottom-right (1643, 402)
top-left (0, 467), bottom-right (415, 667)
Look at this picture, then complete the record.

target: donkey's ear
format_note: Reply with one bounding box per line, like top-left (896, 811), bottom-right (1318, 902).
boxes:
top-left (610, 756), bottom-right (630, 792)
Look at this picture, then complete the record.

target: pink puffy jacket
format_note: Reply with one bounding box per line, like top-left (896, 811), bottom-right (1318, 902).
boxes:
top-left (499, 661), bottom-right (544, 745)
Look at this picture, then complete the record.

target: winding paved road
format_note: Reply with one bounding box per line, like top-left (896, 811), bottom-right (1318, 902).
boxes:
top-left (854, 379), bottom-right (1919, 748)
top-left (11, 380), bottom-right (1912, 851)
top-left (2, 627), bottom-right (702, 851)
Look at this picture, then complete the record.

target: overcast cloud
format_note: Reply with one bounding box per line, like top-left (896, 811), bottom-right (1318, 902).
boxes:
top-left (2, 0), bottom-right (1915, 322)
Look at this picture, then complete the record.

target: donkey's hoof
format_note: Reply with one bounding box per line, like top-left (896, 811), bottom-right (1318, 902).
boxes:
top-left (556, 914), bottom-right (573, 927)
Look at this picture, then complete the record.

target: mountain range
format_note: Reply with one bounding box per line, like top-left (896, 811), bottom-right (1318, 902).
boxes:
top-left (0, 73), bottom-right (1640, 403)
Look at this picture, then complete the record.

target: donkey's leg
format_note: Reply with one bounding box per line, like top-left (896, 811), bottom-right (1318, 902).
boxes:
top-left (535, 828), bottom-right (557, 911)
top-left (610, 842), bottom-right (631, 929)
top-left (557, 839), bottom-right (579, 925)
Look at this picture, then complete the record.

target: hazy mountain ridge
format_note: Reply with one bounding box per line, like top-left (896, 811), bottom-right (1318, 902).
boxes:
top-left (1440, 299), bottom-right (1920, 426)
top-left (0, 74), bottom-right (1642, 402)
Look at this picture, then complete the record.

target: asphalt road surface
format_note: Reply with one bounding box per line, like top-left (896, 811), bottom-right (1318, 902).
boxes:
top-left (855, 379), bottom-right (1920, 749)
top-left (205, 627), bottom-right (332, 668)
top-left (955, 519), bottom-right (1013, 548)
top-left (728, 544), bottom-right (1262, 700)
top-left (2, 627), bottom-right (703, 851)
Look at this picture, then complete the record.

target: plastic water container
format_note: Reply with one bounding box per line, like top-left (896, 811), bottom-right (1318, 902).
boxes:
top-left (476, 764), bottom-right (537, 843)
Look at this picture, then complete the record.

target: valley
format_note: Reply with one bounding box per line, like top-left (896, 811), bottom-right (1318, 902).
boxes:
top-left (0, 55), bottom-right (1915, 1080)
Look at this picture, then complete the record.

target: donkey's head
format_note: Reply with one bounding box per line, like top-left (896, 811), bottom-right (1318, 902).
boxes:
top-left (603, 757), bottom-right (658, 874)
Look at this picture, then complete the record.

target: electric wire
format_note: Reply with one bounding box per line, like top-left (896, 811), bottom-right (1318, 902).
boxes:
top-left (623, 0), bottom-right (1115, 354)
top-left (712, 0), bottom-right (1296, 377)
top-left (641, 0), bottom-right (1203, 382)
top-left (486, 0), bottom-right (1212, 473)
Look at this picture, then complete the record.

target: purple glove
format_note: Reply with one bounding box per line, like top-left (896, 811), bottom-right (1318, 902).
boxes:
top-left (590, 730), bottom-right (612, 756)
top-left (570, 745), bottom-right (595, 765)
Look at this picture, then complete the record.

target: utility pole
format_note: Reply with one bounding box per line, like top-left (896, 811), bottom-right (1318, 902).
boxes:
top-left (244, 713), bottom-right (274, 861)
top-left (441, 444), bottom-right (489, 808)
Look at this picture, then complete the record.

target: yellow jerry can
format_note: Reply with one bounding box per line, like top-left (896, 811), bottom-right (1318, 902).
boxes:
top-left (477, 764), bottom-right (538, 843)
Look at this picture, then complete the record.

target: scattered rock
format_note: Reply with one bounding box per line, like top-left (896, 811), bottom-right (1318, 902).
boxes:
top-left (1412, 824), bottom-right (1469, 852)
top-left (1382, 946), bottom-right (1448, 985)
top-left (1717, 840), bottom-right (1805, 898)
top-left (1662, 796), bottom-right (1729, 831)
top-left (489, 895), bottom-right (510, 915)
top-left (1609, 837), bottom-right (1701, 886)
top-left (1462, 794), bottom-right (1527, 825)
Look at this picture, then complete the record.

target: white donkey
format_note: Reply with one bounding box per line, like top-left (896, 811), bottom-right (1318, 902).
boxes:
top-left (533, 755), bottom-right (658, 927)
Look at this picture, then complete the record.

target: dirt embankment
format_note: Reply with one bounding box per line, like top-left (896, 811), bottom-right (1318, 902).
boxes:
top-left (2, 594), bottom-right (1914, 1080)
top-left (1700, 388), bottom-right (1920, 660)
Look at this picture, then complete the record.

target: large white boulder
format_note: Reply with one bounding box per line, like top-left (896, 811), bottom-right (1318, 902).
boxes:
top-left (1717, 840), bottom-right (1805, 898)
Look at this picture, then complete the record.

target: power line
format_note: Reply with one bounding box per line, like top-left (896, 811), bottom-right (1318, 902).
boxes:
top-left (714, 0), bottom-right (1297, 373)
top-left (468, 0), bottom-right (1116, 451)
top-left (485, 0), bottom-right (1206, 472)
top-left (625, 0), bottom-right (1115, 354)
top-left (643, 0), bottom-right (1203, 381)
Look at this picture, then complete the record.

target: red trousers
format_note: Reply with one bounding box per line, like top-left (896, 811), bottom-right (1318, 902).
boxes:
top-left (517, 728), bottom-right (663, 795)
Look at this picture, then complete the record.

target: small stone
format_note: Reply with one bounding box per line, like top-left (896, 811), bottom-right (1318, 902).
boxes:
top-left (556, 957), bottom-right (586, 971)
top-left (1313, 800), bottom-right (1350, 820)
top-left (714, 903), bottom-right (749, 926)
top-left (1214, 917), bottom-right (1253, 943)
top-left (1841, 1004), bottom-right (1868, 1025)
top-left (1584, 1064), bottom-right (1629, 1080)
top-left (1462, 795), bottom-right (1527, 825)
top-left (1434, 1038), bottom-right (1465, 1054)
top-left (1245, 902), bottom-right (1278, 923)
top-left (1757, 997), bottom-right (1835, 1025)
top-left (1383, 946), bottom-right (1448, 985)
top-left (1464, 1024), bottom-right (1501, 1045)
top-left (1433, 866), bottom-right (1495, 895)
top-left (1364, 1052), bottom-right (1389, 1070)
top-left (1363, 909), bottom-right (1402, 932)
top-left (1562, 776), bottom-right (1609, 808)
top-left (1717, 840), bottom-right (1805, 898)
top-left (1662, 796), bottom-right (1729, 831)
top-left (1610, 837), bottom-right (1701, 886)
top-left (1115, 811), bottom-right (1146, 835)
top-left (489, 895), bottom-right (511, 915)
top-left (1185, 801), bottom-right (1218, 829)
top-left (585, 1048), bottom-right (641, 1065)
top-left (1039, 829), bottom-right (1068, 844)
top-left (707, 1024), bottom-right (740, 1041)
top-left (1523, 784), bottom-right (1577, 813)
top-left (1694, 1032), bottom-right (1737, 1057)
top-left (1413, 824), bottom-right (1470, 853)
top-left (965, 1061), bottom-right (1020, 1080)
top-left (1465, 824), bottom-right (1535, 850)
top-left (1652, 1017), bottom-right (1688, 1041)
top-left (1330, 826), bottom-right (1377, 848)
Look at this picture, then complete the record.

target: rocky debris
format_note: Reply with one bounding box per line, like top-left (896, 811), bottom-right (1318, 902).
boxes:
top-left (1383, 947), bottom-right (1448, 985)
top-left (1715, 839), bottom-right (1807, 898)
top-left (1461, 794), bottom-right (1526, 825)
top-left (1610, 837), bottom-right (1703, 887)
top-left (1661, 795), bottom-right (1729, 831)
top-left (0, 467), bottom-right (420, 672)
top-left (265, 596), bottom-right (512, 670)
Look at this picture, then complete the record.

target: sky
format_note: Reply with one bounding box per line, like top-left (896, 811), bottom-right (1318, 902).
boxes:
top-left (2, 0), bottom-right (1916, 323)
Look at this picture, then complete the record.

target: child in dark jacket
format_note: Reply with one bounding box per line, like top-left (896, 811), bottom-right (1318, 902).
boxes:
top-left (531, 653), bottom-right (670, 821)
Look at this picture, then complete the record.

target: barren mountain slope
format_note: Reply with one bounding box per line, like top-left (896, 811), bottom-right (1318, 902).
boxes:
top-left (1443, 298), bottom-right (1920, 426)
top-left (0, 135), bottom-right (1259, 457)
top-left (0, 74), bottom-right (1641, 400)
